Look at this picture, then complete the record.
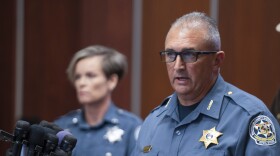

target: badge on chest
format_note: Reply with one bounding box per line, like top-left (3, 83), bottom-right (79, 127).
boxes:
top-left (104, 126), bottom-right (124, 143)
top-left (199, 127), bottom-right (223, 149)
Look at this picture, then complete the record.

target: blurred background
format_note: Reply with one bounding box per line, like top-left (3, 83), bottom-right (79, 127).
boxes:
top-left (1, 0), bottom-right (280, 154)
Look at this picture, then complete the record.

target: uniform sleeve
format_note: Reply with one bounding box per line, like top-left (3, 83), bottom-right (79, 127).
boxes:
top-left (127, 124), bottom-right (141, 155)
top-left (237, 113), bottom-right (280, 156)
top-left (125, 113), bottom-right (142, 155)
top-left (131, 111), bottom-right (159, 156)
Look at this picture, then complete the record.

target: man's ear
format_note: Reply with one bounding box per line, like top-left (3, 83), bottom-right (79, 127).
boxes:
top-left (214, 51), bottom-right (225, 67)
top-left (108, 74), bottom-right (119, 91)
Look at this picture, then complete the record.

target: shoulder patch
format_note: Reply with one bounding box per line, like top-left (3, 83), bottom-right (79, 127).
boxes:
top-left (249, 115), bottom-right (277, 145)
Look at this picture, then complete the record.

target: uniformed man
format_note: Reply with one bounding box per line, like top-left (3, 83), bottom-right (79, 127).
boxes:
top-left (54, 45), bottom-right (142, 156)
top-left (132, 12), bottom-right (280, 155)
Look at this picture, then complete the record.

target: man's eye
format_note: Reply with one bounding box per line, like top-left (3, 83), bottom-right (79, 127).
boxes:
top-left (167, 52), bottom-right (175, 57)
top-left (182, 52), bottom-right (194, 57)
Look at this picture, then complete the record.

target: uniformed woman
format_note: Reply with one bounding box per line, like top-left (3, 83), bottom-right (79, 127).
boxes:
top-left (54, 45), bottom-right (142, 156)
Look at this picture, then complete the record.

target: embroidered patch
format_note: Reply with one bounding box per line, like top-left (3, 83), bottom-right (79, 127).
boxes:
top-left (249, 115), bottom-right (277, 145)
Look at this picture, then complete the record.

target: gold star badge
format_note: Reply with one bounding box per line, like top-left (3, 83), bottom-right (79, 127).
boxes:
top-left (199, 127), bottom-right (223, 148)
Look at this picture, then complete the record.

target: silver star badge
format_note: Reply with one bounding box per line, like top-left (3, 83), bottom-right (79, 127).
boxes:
top-left (104, 126), bottom-right (124, 143)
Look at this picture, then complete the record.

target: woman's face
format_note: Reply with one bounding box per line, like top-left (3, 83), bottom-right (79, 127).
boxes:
top-left (73, 56), bottom-right (114, 105)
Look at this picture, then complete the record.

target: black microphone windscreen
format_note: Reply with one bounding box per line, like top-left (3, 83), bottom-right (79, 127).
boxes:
top-left (60, 134), bottom-right (77, 153)
top-left (27, 124), bottom-right (45, 155)
top-left (56, 130), bottom-right (71, 145)
top-left (15, 120), bottom-right (30, 130)
top-left (40, 120), bottom-right (63, 133)
top-left (46, 133), bottom-right (58, 145)
top-left (14, 120), bottom-right (30, 140)
top-left (43, 133), bottom-right (58, 154)
top-left (12, 120), bottom-right (30, 156)
top-left (43, 126), bottom-right (56, 135)
top-left (51, 148), bottom-right (68, 156)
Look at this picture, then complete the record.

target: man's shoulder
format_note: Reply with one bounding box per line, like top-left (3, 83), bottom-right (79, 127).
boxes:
top-left (150, 95), bottom-right (172, 115)
top-left (225, 83), bottom-right (268, 115)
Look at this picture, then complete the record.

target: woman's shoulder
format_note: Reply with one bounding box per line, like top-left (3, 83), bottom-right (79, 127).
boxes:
top-left (53, 109), bottom-right (81, 127)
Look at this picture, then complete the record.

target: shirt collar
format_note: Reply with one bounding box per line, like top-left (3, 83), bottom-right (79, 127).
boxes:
top-left (198, 74), bottom-right (227, 119)
top-left (160, 74), bottom-right (227, 121)
top-left (103, 103), bottom-right (120, 124)
top-left (164, 93), bottom-right (180, 121)
top-left (77, 102), bottom-right (120, 130)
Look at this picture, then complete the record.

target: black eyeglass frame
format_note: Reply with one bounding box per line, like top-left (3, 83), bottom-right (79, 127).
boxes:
top-left (159, 50), bottom-right (219, 63)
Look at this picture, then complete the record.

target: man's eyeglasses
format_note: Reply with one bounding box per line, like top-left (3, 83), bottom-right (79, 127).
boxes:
top-left (159, 50), bottom-right (218, 63)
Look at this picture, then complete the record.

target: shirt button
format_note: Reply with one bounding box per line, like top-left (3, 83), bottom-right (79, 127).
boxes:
top-left (72, 117), bottom-right (78, 124)
top-left (176, 130), bottom-right (181, 136)
top-left (105, 152), bottom-right (112, 156)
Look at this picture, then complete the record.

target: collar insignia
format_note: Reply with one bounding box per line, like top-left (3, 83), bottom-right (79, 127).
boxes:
top-left (250, 115), bottom-right (277, 145)
top-left (199, 127), bottom-right (223, 148)
top-left (143, 145), bottom-right (152, 153)
top-left (207, 100), bottom-right (214, 110)
top-left (104, 126), bottom-right (124, 143)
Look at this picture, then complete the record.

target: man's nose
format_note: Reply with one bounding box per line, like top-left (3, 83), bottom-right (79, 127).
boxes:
top-left (174, 55), bottom-right (185, 70)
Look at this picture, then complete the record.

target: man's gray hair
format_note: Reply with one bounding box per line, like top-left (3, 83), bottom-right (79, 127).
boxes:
top-left (171, 12), bottom-right (221, 51)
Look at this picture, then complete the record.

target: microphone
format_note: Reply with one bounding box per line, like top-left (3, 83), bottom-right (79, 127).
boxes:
top-left (1, 129), bottom-right (14, 156)
top-left (24, 125), bottom-right (66, 156)
top-left (56, 131), bottom-right (71, 146)
top-left (49, 148), bottom-right (68, 156)
top-left (56, 131), bottom-right (77, 155)
top-left (20, 144), bottom-right (27, 156)
top-left (0, 129), bottom-right (14, 143)
top-left (34, 125), bottom-right (58, 156)
top-left (40, 125), bottom-right (67, 156)
top-left (59, 135), bottom-right (77, 154)
top-left (12, 120), bottom-right (30, 156)
top-left (26, 124), bottom-right (45, 156)
top-left (40, 121), bottom-right (63, 134)
top-left (1, 120), bottom-right (77, 156)
top-left (42, 133), bottom-right (58, 156)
